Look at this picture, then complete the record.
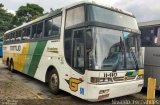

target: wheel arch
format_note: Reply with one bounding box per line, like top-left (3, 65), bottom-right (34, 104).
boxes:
top-left (45, 65), bottom-right (58, 83)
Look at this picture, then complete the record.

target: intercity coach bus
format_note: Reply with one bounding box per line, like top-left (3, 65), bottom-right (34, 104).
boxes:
top-left (2, 1), bottom-right (144, 101)
top-left (139, 20), bottom-right (160, 90)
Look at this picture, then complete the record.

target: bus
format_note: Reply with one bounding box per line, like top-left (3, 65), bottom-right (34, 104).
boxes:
top-left (2, 1), bottom-right (144, 101)
top-left (0, 39), bottom-right (3, 57)
top-left (139, 20), bottom-right (160, 90)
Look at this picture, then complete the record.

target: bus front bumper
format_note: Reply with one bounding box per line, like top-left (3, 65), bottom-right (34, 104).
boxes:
top-left (86, 80), bottom-right (143, 102)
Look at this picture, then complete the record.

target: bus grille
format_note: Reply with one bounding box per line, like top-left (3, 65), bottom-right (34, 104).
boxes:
top-left (126, 76), bottom-right (136, 80)
top-left (113, 76), bottom-right (136, 82)
top-left (113, 77), bottom-right (124, 81)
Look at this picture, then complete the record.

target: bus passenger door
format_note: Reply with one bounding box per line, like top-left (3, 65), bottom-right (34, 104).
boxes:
top-left (70, 29), bottom-right (85, 96)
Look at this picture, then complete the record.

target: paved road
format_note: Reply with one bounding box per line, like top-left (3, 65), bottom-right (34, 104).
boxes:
top-left (0, 58), bottom-right (70, 99)
top-left (0, 58), bottom-right (146, 105)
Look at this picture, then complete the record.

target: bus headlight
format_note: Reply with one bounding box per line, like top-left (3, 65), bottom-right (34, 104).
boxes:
top-left (136, 69), bottom-right (144, 80)
top-left (90, 77), bottom-right (113, 84)
top-left (136, 75), bottom-right (143, 80)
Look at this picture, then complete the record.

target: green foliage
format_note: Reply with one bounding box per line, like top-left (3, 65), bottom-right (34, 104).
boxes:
top-left (0, 3), bottom-right (44, 36)
top-left (0, 3), bottom-right (14, 36)
top-left (15, 3), bottom-right (44, 25)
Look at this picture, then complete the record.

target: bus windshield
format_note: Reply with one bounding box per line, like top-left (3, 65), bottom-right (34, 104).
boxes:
top-left (88, 27), bottom-right (143, 71)
top-left (87, 5), bottom-right (138, 30)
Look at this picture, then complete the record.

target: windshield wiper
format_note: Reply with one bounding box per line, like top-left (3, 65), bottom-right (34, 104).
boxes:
top-left (112, 37), bottom-right (126, 72)
top-left (112, 54), bottom-right (120, 72)
top-left (130, 48), bottom-right (139, 70)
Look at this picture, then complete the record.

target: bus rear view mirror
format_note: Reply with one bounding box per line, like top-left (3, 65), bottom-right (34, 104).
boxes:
top-left (86, 29), bottom-right (93, 52)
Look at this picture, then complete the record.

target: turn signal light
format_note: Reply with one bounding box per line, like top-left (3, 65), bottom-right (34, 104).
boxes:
top-left (90, 77), bottom-right (113, 84)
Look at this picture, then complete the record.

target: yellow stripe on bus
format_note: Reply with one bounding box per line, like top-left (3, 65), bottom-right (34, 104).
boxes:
top-left (14, 43), bottom-right (30, 72)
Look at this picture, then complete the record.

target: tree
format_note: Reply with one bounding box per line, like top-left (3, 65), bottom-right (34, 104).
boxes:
top-left (0, 3), bottom-right (14, 36)
top-left (14, 3), bottom-right (44, 26)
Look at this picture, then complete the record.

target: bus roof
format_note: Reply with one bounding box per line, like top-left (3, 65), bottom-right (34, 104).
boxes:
top-left (138, 20), bottom-right (160, 27)
top-left (5, 0), bottom-right (134, 34)
top-left (64, 0), bottom-right (133, 16)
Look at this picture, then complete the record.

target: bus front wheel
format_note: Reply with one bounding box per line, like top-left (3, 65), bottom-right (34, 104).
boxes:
top-left (48, 70), bottom-right (60, 95)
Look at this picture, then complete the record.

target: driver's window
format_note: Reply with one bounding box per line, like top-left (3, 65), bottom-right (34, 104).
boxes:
top-left (72, 29), bottom-right (85, 73)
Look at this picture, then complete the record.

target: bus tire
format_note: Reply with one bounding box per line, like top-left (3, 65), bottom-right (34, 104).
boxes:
top-left (6, 58), bottom-right (10, 70)
top-left (9, 60), bottom-right (15, 72)
top-left (48, 70), bottom-right (60, 95)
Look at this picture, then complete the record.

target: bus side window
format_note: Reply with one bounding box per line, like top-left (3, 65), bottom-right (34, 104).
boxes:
top-left (32, 24), bottom-right (37, 39)
top-left (52, 16), bottom-right (61, 36)
top-left (6, 34), bottom-right (10, 42)
top-left (65, 6), bottom-right (85, 28)
top-left (26, 27), bottom-right (31, 40)
top-left (16, 30), bottom-right (22, 41)
top-left (13, 32), bottom-right (15, 41)
top-left (44, 15), bottom-right (61, 37)
top-left (22, 28), bottom-right (26, 40)
top-left (64, 30), bottom-right (72, 65)
top-left (11, 32), bottom-right (15, 42)
top-left (9, 34), bottom-right (11, 42)
top-left (16, 31), bottom-right (18, 41)
top-left (44, 19), bottom-right (53, 37)
top-left (37, 22), bottom-right (43, 38)
top-left (10, 33), bottom-right (13, 42)
top-left (72, 29), bottom-right (85, 73)
top-left (22, 27), bottom-right (30, 40)
top-left (64, 29), bottom-right (85, 74)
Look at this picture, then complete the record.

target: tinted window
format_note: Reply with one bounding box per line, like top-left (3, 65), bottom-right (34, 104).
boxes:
top-left (25, 27), bottom-right (31, 40)
top-left (44, 15), bottom-right (61, 37)
top-left (11, 32), bottom-right (15, 42)
top-left (22, 28), bottom-right (27, 40)
top-left (37, 22), bottom-right (43, 38)
top-left (22, 27), bottom-right (31, 40)
top-left (72, 30), bottom-right (85, 71)
top-left (6, 34), bottom-right (10, 42)
top-left (87, 5), bottom-right (138, 30)
top-left (52, 16), bottom-right (61, 35)
top-left (140, 27), bottom-right (155, 47)
top-left (32, 24), bottom-right (37, 38)
top-left (64, 30), bottom-right (72, 65)
top-left (64, 29), bottom-right (85, 74)
top-left (16, 30), bottom-right (22, 41)
top-left (66, 6), bottom-right (85, 28)
top-left (45, 19), bottom-right (52, 37)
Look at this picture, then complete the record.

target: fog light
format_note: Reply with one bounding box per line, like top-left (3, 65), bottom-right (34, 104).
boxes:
top-left (99, 89), bottom-right (110, 94)
top-left (98, 94), bottom-right (109, 100)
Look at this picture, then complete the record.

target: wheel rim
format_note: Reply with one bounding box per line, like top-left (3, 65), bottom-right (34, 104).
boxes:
top-left (11, 64), bottom-right (13, 71)
top-left (50, 73), bottom-right (58, 89)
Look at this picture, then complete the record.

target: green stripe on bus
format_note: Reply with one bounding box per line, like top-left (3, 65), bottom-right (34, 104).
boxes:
top-left (27, 41), bottom-right (47, 77)
top-left (23, 42), bottom-right (37, 74)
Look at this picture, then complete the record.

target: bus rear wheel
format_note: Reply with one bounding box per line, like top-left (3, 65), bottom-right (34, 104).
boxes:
top-left (48, 70), bottom-right (60, 95)
top-left (9, 60), bottom-right (15, 72)
top-left (6, 59), bottom-right (10, 70)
